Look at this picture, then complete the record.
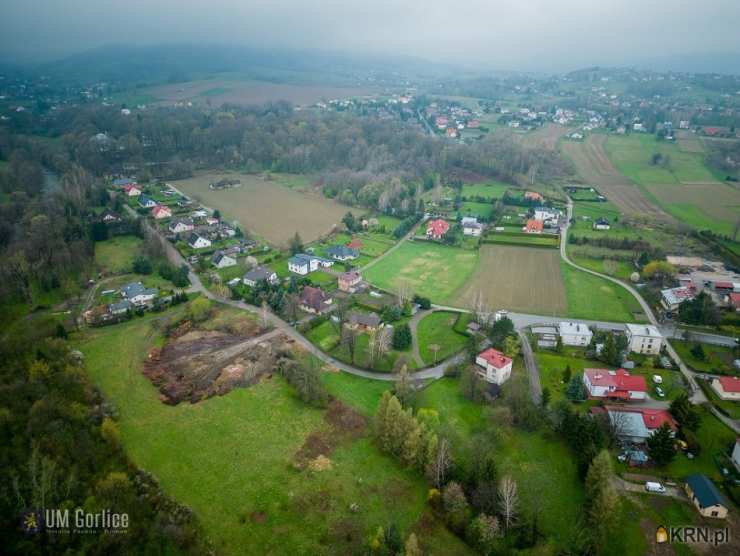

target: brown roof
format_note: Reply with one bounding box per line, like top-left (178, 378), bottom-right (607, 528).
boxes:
top-left (300, 286), bottom-right (331, 311)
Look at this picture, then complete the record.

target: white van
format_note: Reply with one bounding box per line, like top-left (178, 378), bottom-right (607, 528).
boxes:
top-left (645, 482), bottom-right (666, 493)
top-left (652, 375), bottom-right (663, 384)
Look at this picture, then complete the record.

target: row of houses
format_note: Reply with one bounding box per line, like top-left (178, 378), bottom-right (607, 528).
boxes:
top-left (554, 321), bottom-right (664, 355)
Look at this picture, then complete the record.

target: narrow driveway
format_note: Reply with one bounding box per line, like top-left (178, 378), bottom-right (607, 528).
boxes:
top-left (518, 331), bottom-right (542, 404)
top-left (408, 308), bottom-right (432, 367)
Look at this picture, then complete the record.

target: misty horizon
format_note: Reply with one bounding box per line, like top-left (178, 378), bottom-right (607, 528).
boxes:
top-left (2, 0), bottom-right (740, 73)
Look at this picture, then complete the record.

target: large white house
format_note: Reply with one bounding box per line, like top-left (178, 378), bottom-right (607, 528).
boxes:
top-left (169, 218), bottom-right (195, 234)
top-left (660, 286), bottom-right (696, 312)
top-left (243, 266), bottom-right (279, 287)
top-left (475, 348), bottom-right (513, 385)
top-left (624, 324), bottom-right (663, 355)
top-left (188, 233), bottom-right (212, 250)
top-left (583, 368), bottom-right (647, 400)
top-left (288, 254), bottom-right (319, 275)
top-left (120, 282), bottom-right (158, 306)
top-left (212, 252), bottom-right (237, 269)
top-left (461, 216), bottom-right (483, 237)
top-left (533, 208), bottom-right (559, 222)
top-left (558, 322), bottom-right (593, 346)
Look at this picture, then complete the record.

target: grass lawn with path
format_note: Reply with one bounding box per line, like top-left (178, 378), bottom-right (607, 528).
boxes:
top-left (416, 311), bottom-right (469, 365)
top-left (364, 241), bottom-right (478, 304)
top-left (669, 340), bottom-right (736, 374)
top-left (76, 306), bottom-right (465, 555)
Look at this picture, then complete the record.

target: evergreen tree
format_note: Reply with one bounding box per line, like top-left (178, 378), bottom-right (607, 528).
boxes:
top-left (566, 374), bottom-right (585, 401)
top-left (584, 450), bottom-right (619, 553)
top-left (647, 423), bottom-right (676, 466)
top-left (669, 393), bottom-right (700, 431)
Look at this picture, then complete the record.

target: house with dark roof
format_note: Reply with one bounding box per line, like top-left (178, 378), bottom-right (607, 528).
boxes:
top-left (120, 282), bottom-right (158, 306)
top-left (188, 233), bottom-right (211, 249)
top-left (169, 218), bottom-right (195, 234)
top-left (684, 474), bottom-right (729, 518)
top-left (243, 266), bottom-right (278, 287)
top-left (592, 217), bottom-right (610, 231)
top-left (346, 311), bottom-right (382, 331)
top-left (327, 245), bottom-right (359, 261)
top-left (289, 254), bottom-right (319, 275)
top-left (212, 251), bottom-right (237, 269)
top-left (138, 195), bottom-right (157, 209)
top-left (299, 286), bottom-right (332, 314)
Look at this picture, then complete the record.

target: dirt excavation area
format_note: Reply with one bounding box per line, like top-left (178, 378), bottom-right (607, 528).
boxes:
top-left (144, 319), bottom-right (293, 405)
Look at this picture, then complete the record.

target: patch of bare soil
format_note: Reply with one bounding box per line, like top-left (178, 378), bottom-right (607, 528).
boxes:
top-left (292, 399), bottom-right (367, 470)
top-left (143, 320), bottom-right (290, 405)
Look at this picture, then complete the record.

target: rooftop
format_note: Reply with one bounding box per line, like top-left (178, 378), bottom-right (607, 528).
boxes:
top-left (478, 348), bottom-right (512, 369)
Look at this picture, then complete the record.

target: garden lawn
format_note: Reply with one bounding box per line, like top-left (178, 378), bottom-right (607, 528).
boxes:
top-left (560, 261), bottom-right (645, 322)
top-left (364, 241), bottom-right (478, 304)
top-left (460, 201), bottom-right (493, 220)
top-left (461, 181), bottom-right (510, 200)
top-left (94, 235), bottom-right (144, 274)
top-left (416, 311), bottom-right (469, 365)
top-left (416, 379), bottom-right (586, 549)
top-left (669, 340), bottom-right (736, 374)
top-left (76, 309), bottom-right (464, 555)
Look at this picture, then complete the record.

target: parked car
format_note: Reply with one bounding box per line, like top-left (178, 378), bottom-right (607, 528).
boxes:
top-left (655, 386), bottom-right (665, 397)
top-left (645, 482), bottom-right (666, 493)
top-left (652, 375), bottom-right (663, 384)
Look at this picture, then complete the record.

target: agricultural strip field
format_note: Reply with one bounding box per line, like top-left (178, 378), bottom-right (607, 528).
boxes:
top-left (482, 233), bottom-right (560, 248)
top-left (605, 134), bottom-right (717, 185)
top-left (363, 241), bottom-right (478, 304)
top-left (675, 130), bottom-right (705, 153)
top-left (643, 181), bottom-right (740, 236)
top-left (145, 78), bottom-right (375, 108)
top-left (514, 123), bottom-right (570, 150)
top-left (174, 173), bottom-right (349, 246)
top-left (561, 134), bottom-right (668, 219)
top-left (453, 244), bottom-right (568, 315)
top-left (77, 308), bottom-right (466, 556)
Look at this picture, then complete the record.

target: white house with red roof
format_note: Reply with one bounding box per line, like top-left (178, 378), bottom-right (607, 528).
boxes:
top-left (426, 219), bottom-right (450, 240)
top-left (475, 348), bottom-right (513, 385)
top-left (123, 183), bottom-right (142, 196)
top-left (151, 205), bottom-right (172, 219)
top-left (711, 376), bottom-right (740, 401)
top-left (596, 406), bottom-right (677, 443)
top-left (583, 368), bottom-right (647, 401)
top-left (523, 219), bottom-right (543, 234)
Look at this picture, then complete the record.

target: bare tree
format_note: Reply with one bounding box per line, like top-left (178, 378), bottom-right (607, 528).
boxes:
top-left (497, 476), bottom-right (519, 530)
top-left (471, 289), bottom-right (489, 325)
top-left (397, 280), bottom-right (412, 307)
top-left (341, 327), bottom-right (359, 364)
top-left (426, 438), bottom-right (451, 488)
top-left (331, 298), bottom-right (351, 334)
top-left (429, 343), bottom-right (441, 364)
top-left (260, 301), bottom-right (270, 330)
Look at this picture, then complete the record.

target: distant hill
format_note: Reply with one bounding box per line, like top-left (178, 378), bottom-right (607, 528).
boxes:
top-left (635, 52), bottom-right (740, 75)
top-left (30, 44), bottom-right (460, 87)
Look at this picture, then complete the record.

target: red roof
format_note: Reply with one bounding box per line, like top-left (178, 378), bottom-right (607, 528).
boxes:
top-left (604, 405), bottom-right (678, 431)
top-left (704, 127), bottom-right (721, 135)
top-left (714, 281), bottom-right (733, 289)
top-left (524, 219), bottom-right (544, 233)
top-left (477, 348), bottom-right (512, 369)
top-left (123, 183), bottom-right (140, 193)
top-left (346, 238), bottom-right (363, 249)
top-left (585, 368), bottom-right (647, 393)
top-left (152, 205), bottom-right (171, 217)
top-left (730, 293), bottom-right (740, 308)
top-left (718, 376), bottom-right (740, 393)
top-left (426, 219), bottom-right (450, 238)
top-left (524, 191), bottom-right (543, 201)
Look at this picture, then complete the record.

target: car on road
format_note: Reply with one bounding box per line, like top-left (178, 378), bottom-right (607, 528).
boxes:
top-left (645, 482), bottom-right (666, 493)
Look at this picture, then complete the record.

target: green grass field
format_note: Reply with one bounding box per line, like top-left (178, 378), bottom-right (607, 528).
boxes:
top-left (669, 340), bottom-right (736, 374)
top-left (94, 235), bottom-right (145, 274)
top-left (460, 201), bottom-right (493, 220)
top-left (460, 181), bottom-right (510, 200)
top-left (364, 241), bottom-right (478, 303)
top-left (416, 311), bottom-right (469, 365)
top-left (605, 134), bottom-right (716, 185)
top-left (483, 232), bottom-right (560, 248)
top-left (560, 261), bottom-right (645, 322)
top-left (76, 307), bottom-right (465, 555)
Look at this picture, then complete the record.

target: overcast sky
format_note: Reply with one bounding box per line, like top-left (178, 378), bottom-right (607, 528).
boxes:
top-left (2, 0), bottom-right (739, 71)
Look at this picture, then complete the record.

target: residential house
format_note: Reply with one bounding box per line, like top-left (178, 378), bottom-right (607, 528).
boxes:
top-left (475, 348), bottom-right (513, 385)
top-left (113, 177), bottom-right (137, 188)
top-left (461, 216), bottom-right (482, 236)
top-left (212, 252), bottom-right (237, 269)
top-left (597, 406), bottom-right (677, 443)
top-left (123, 183), bottom-right (142, 196)
top-left (338, 270), bottom-right (362, 293)
top-left (625, 324), bottom-right (663, 355)
top-left (426, 219), bottom-right (450, 239)
top-left (327, 245), bottom-right (359, 261)
top-left (289, 254), bottom-right (319, 275)
top-left (299, 286), bottom-right (332, 314)
top-left (120, 282), bottom-right (158, 306)
top-left (731, 292), bottom-right (740, 312)
top-left (684, 474), bottom-right (729, 519)
top-left (151, 205), bottom-right (172, 219)
top-left (168, 218), bottom-right (195, 234)
top-left (711, 376), bottom-right (740, 401)
top-left (100, 210), bottom-right (120, 223)
top-left (188, 233), bottom-right (212, 250)
top-left (243, 266), bottom-right (278, 287)
top-left (524, 191), bottom-right (543, 203)
top-left (191, 209), bottom-right (208, 219)
top-left (558, 322), bottom-right (593, 346)
top-left (138, 195), bottom-right (157, 209)
top-left (660, 285), bottom-right (696, 312)
top-left (523, 219), bottom-right (544, 234)
top-left (592, 217), bottom-right (610, 231)
top-left (108, 299), bottom-right (132, 315)
top-left (583, 369), bottom-right (647, 400)
top-left (533, 208), bottom-right (559, 222)
top-left (347, 311), bottom-right (382, 331)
